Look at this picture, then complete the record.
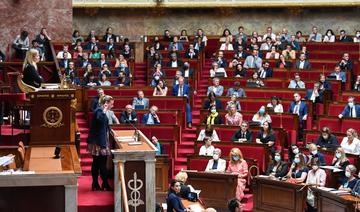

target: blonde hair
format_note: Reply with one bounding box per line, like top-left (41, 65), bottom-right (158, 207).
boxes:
top-left (99, 95), bottom-right (113, 106)
top-left (336, 147), bottom-right (347, 162)
top-left (23, 49), bottom-right (39, 71)
top-left (229, 148), bottom-right (244, 163)
top-left (347, 128), bottom-right (358, 138)
top-left (175, 171), bottom-right (188, 183)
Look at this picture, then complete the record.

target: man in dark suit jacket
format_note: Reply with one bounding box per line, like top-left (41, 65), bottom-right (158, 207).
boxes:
top-left (216, 51), bottom-right (228, 68)
top-left (307, 143), bottom-right (326, 166)
top-left (105, 38), bottom-right (117, 52)
top-left (231, 121), bottom-right (253, 142)
top-left (258, 62), bottom-right (273, 78)
top-left (172, 77), bottom-right (192, 128)
top-left (339, 96), bottom-right (360, 118)
top-left (91, 88), bottom-right (104, 112)
top-left (167, 53), bottom-right (184, 68)
top-left (289, 93), bottom-right (308, 124)
top-left (305, 83), bottom-right (323, 103)
top-left (141, 106), bottom-right (160, 125)
top-left (339, 30), bottom-right (353, 42)
top-left (339, 53), bottom-right (353, 71)
top-left (168, 36), bottom-right (184, 51)
top-left (85, 37), bottom-right (98, 50)
top-left (181, 62), bottom-right (194, 80)
top-left (119, 105), bottom-right (138, 124)
top-left (76, 52), bottom-right (92, 68)
top-left (185, 44), bottom-right (198, 59)
top-left (294, 53), bottom-right (311, 70)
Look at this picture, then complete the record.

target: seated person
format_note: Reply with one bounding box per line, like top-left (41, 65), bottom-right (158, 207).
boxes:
top-left (141, 105), bottom-right (160, 125)
top-left (353, 75), bottom-right (360, 91)
top-left (90, 45), bottom-right (101, 60)
top-left (226, 94), bottom-right (241, 111)
top-left (168, 36), bottom-right (184, 51)
top-left (252, 106), bottom-right (272, 126)
top-left (153, 80), bottom-right (168, 96)
top-left (340, 128), bottom-right (360, 155)
top-left (231, 121), bottom-right (252, 142)
top-left (306, 158), bottom-right (327, 211)
top-left (307, 143), bottom-right (326, 166)
top-left (59, 52), bottom-right (70, 68)
top-left (338, 52), bottom-right (353, 71)
top-left (330, 65), bottom-right (346, 83)
top-left (206, 77), bottom-right (224, 96)
top-left (260, 36), bottom-right (273, 51)
top-left (265, 46), bottom-right (280, 60)
top-left (339, 165), bottom-right (358, 192)
top-left (114, 71), bottom-right (130, 87)
top-left (99, 64), bottom-right (112, 77)
top-left (256, 121), bottom-right (275, 148)
top-left (266, 96), bottom-right (283, 113)
top-left (332, 147), bottom-right (350, 183)
top-left (286, 153), bottom-right (309, 183)
top-left (318, 73), bottom-right (332, 91)
top-left (197, 124), bottom-right (220, 142)
top-left (181, 62), bottom-right (193, 80)
top-left (276, 54), bottom-right (292, 69)
top-left (288, 144), bottom-right (307, 164)
top-left (258, 62), bottom-right (273, 79)
top-left (166, 180), bottom-right (187, 212)
top-left (203, 91), bottom-right (223, 110)
top-left (151, 136), bottom-right (164, 156)
top-left (132, 90), bottom-right (149, 109)
top-left (339, 30), bottom-right (353, 42)
top-left (205, 148), bottom-right (227, 172)
top-left (338, 96), bottom-right (360, 118)
top-left (234, 45), bottom-right (247, 60)
top-left (246, 71), bottom-right (264, 87)
top-left (185, 44), bottom-right (198, 59)
top-left (243, 49), bottom-right (262, 70)
top-left (210, 62), bottom-right (227, 78)
top-left (281, 44), bottom-right (296, 60)
top-left (265, 150), bottom-right (288, 179)
top-left (225, 104), bottom-right (243, 126)
top-left (226, 81), bottom-right (246, 97)
top-left (219, 36), bottom-right (234, 50)
top-left (305, 82), bottom-right (323, 103)
top-left (167, 53), bottom-right (183, 68)
top-left (288, 73), bottom-right (305, 89)
top-left (203, 105), bottom-right (223, 125)
top-left (215, 50), bottom-right (227, 68)
top-left (98, 73), bottom-right (112, 86)
top-left (228, 198), bottom-right (242, 212)
top-left (316, 127), bottom-right (338, 150)
top-left (174, 171), bottom-right (192, 201)
top-left (294, 53), bottom-right (311, 70)
top-left (226, 148), bottom-right (248, 201)
top-left (233, 63), bottom-right (246, 78)
top-left (119, 105), bottom-right (138, 124)
top-left (82, 72), bottom-right (99, 87)
top-left (199, 137), bottom-right (215, 156)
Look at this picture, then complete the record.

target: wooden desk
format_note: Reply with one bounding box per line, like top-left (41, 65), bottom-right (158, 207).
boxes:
top-left (0, 145), bottom-right (80, 212)
top-left (184, 171), bottom-right (238, 209)
top-left (156, 155), bottom-right (170, 193)
top-left (252, 176), bottom-right (307, 212)
top-left (313, 187), bottom-right (360, 212)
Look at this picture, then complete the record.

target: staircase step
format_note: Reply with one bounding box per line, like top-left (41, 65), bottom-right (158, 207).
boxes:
top-left (175, 157), bottom-right (187, 163)
top-left (178, 149), bottom-right (194, 154)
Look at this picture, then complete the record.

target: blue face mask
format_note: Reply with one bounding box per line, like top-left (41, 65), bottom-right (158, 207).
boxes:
top-left (154, 76), bottom-right (160, 81)
top-left (232, 156), bottom-right (239, 161)
top-left (259, 108), bottom-right (265, 114)
top-left (349, 102), bottom-right (354, 108)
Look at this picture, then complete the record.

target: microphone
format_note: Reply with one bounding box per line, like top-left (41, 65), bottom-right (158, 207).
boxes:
top-left (125, 117), bottom-right (141, 145)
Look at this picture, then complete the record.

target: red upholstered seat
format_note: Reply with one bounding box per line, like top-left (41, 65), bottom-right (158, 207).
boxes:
top-left (318, 117), bottom-right (341, 133)
top-left (188, 157), bottom-right (209, 171)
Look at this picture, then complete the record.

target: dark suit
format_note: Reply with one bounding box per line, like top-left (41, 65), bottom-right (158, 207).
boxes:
top-left (288, 101), bottom-right (308, 120)
top-left (231, 130), bottom-right (253, 142)
top-left (185, 49), bottom-right (198, 59)
top-left (203, 100), bottom-right (223, 110)
top-left (141, 113), bottom-right (160, 124)
top-left (96, 60), bottom-right (109, 68)
top-left (76, 58), bottom-right (92, 68)
top-left (216, 58), bottom-right (227, 68)
top-left (265, 162), bottom-right (288, 178)
top-left (105, 43), bottom-right (117, 52)
top-left (119, 111), bottom-right (138, 124)
top-left (309, 152), bottom-right (326, 166)
top-left (85, 42), bottom-right (98, 50)
top-left (22, 64), bottom-right (43, 88)
top-left (59, 59), bottom-right (69, 68)
top-left (319, 80), bottom-right (332, 91)
top-left (166, 192), bottom-right (186, 212)
top-left (181, 68), bottom-right (194, 79)
top-left (316, 134), bottom-right (338, 150)
top-left (103, 34), bottom-right (117, 43)
top-left (339, 36), bottom-right (353, 43)
top-left (276, 61), bottom-right (292, 69)
top-left (167, 59), bottom-right (184, 68)
top-left (294, 60), bottom-right (311, 70)
top-left (305, 89), bottom-right (323, 103)
top-left (87, 106), bottom-right (109, 148)
top-left (172, 84), bottom-right (192, 123)
top-left (341, 104), bottom-right (360, 117)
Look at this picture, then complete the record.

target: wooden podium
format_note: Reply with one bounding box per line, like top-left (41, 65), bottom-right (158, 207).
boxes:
top-left (252, 176), bottom-right (307, 212)
top-left (111, 129), bottom-right (157, 212)
top-left (29, 89), bottom-right (76, 145)
top-left (313, 187), bottom-right (360, 212)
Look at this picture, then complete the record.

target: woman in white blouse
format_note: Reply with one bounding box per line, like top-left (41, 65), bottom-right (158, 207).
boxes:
top-left (210, 62), bottom-right (227, 78)
top-left (199, 137), bottom-right (215, 156)
top-left (340, 128), bottom-right (360, 155)
top-left (323, 29), bottom-right (335, 43)
top-left (266, 96), bottom-right (284, 113)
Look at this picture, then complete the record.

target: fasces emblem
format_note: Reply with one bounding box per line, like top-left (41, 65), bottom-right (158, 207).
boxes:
top-left (41, 106), bottom-right (64, 128)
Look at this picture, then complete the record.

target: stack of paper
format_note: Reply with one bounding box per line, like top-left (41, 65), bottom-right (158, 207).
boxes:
top-left (0, 155), bottom-right (15, 166)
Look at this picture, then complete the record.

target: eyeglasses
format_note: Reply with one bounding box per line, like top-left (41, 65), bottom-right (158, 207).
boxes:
top-left (241, 125), bottom-right (247, 127)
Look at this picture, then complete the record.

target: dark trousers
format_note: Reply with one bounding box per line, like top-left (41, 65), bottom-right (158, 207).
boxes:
top-left (91, 155), bottom-right (109, 186)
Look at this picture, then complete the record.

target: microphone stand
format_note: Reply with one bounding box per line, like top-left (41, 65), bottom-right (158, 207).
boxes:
top-left (126, 118), bottom-right (142, 145)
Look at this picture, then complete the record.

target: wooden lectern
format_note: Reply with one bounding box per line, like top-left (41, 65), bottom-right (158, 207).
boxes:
top-left (111, 129), bottom-right (157, 212)
top-left (29, 89), bottom-right (76, 145)
top-left (313, 187), bottom-right (360, 212)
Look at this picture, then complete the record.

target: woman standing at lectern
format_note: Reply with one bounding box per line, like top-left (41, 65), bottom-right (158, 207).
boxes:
top-left (87, 95), bottom-right (113, 191)
top-left (22, 48), bottom-right (43, 88)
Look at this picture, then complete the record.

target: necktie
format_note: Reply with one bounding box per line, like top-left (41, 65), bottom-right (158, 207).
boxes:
top-left (252, 56), bottom-right (256, 68)
top-left (294, 104), bottom-right (299, 114)
top-left (295, 82), bottom-right (300, 88)
top-left (314, 33), bottom-right (317, 41)
top-left (350, 107), bottom-right (353, 117)
top-left (179, 86), bottom-right (183, 96)
top-left (242, 132), bottom-right (245, 138)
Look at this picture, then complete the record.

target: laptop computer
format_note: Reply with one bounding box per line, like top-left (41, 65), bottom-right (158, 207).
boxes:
top-left (134, 105), bottom-right (145, 110)
top-left (214, 72), bottom-right (225, 78)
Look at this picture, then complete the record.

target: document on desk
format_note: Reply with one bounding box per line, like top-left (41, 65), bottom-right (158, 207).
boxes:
top-left (317, 187), bottom-right (336, 192)
top-left (188, 184), bottom-right (201, 195)
top-left (188, 203), bottom-right (203, 212)
top-left (0, 155), bottom-right (15, 166)
top-left (320, 166), bottom-right (343, 172)
top-left (330, 190), bottom-right (351, 195)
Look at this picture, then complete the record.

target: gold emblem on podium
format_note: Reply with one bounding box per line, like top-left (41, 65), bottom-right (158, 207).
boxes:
top-left (41, 106), bottom-right (64, 128)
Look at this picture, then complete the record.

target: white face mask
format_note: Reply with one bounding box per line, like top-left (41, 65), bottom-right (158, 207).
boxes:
top-left (213, 154), bottom-right (219, 160)
top-left (335, 153), bottom-right (342, 159)
top-left (312, 165), bottom-right (318, 171)
top-left (311, 150), bottom-right (318, 155)
top-left (348, 102), bottom-right (354, 108)
top-left (294, 158), bottom-right (300, 164)
top-left (274, 155), bottom-right (281, 162)
top-left (345, 171), bottom-right (351, 178)
top-left (211, 109), bottom-right (216, 113)
top-left (293, 148), bottom-right (299, 154)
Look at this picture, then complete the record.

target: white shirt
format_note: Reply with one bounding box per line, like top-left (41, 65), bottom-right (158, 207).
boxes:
top-left (340, 137), bottom-right (360, 155)
top-left (56, 51), bottom-right (72, 59)
top-left (199, 145), bottom-right (215, 156)
top-left (266, 103), bottom-right (284, 113)
top-left (205, 158), bottom-right (226, 172)
top-left (210, 68), bottom-right (227, 78)
top-left (171, 61), bottom-right (178, 68)
top-left (197, 130), bottom-right (220, 142)
top-left (184, 70), bottom-right (189, 78)
top-left (306, 168), bottom-right (326, 207)
top-left (299, 61), bottom-right (305, 69)
top-left (310, 92), bottom-right (317, 102)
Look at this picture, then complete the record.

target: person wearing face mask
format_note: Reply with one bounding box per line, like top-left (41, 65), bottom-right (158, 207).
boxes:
top-left (307, 143), bottom-right (326, 166)
top-left (316, 127), bottom-right (338, 150)
top-left (252, 106), bottom-right (272, 126)
top-left (226, 148), bottom-right (248, 201)
top-left (338, 96), bottom-right (360, 118)
top-left (199, 137), bottom-right (215, 156)
top-left (340, 128), bottom-right (360, 155)
top-left (265, 150), bottom-right (288, 179)
top-left (288, 144), bottom-right (307, 164)
top-left (197, 124), bottom-right (220, 142)
top-left (205, 148), bottom-right (226, 172)
top-left (286, 153), bottom-right (309, 183)
top-left (339, 165), bottom-right (358, 192)
top-left (204, 105), bottom-right (223, 125)
top-left (306, 158), bottom-right (326, 212)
